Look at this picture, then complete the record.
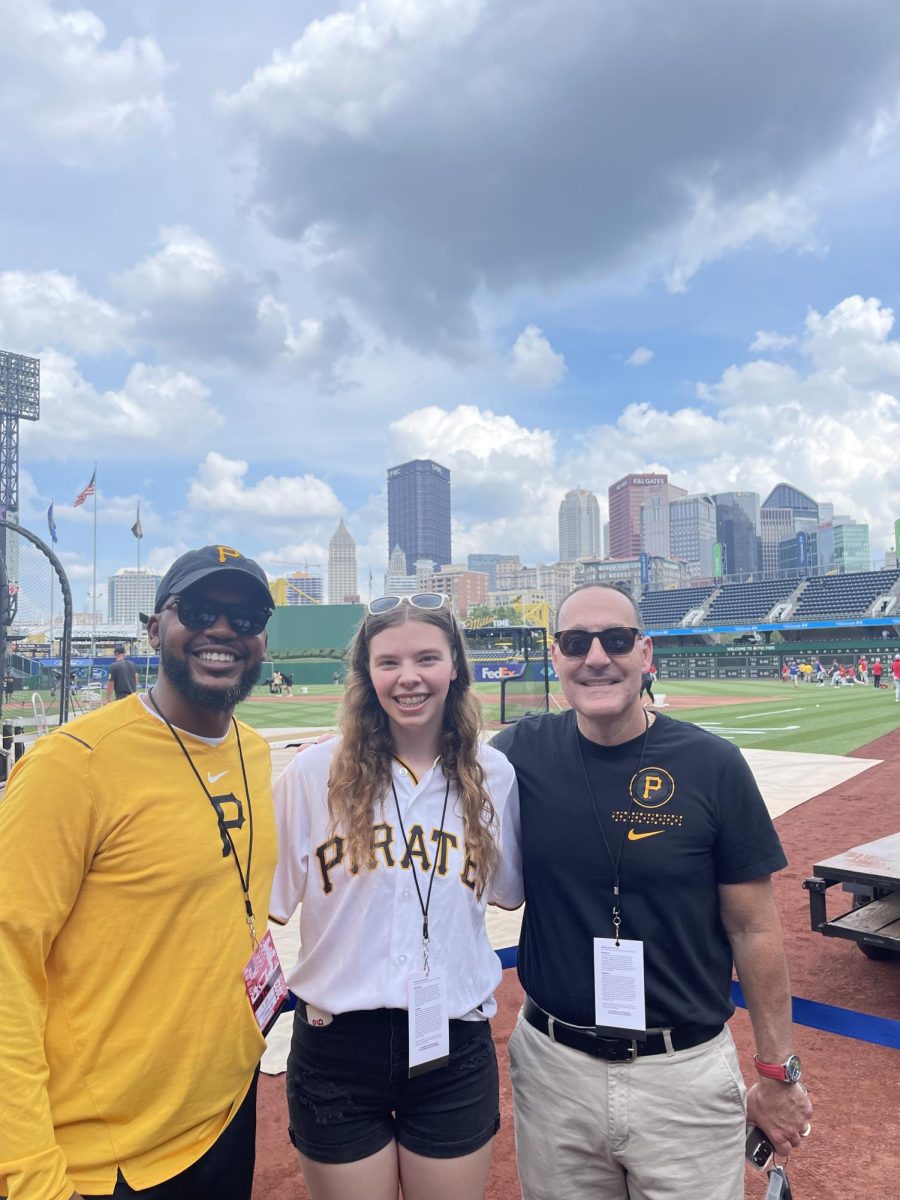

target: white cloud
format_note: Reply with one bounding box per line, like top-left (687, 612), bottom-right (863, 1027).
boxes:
top-left (626, 346), bottom-right (654, 367)
top-left (568, 295), bottom-right (900, 555)
top-left (0, 0), bottom-right (171, 160)
top-left (187, 452), bottom-right (343, 521)
top-left (114, 225), bottom-right (353, 369)
top-left (663, 189), bottom-right (817, 294)
top-left (749, 330), bottom-right (798, 353)
top-left (0, 270), bottom-right (130, 356)
top-left (508, 325), bottom-right (566, 388)
top-left (20, 350), bottom-right (221, 458)
top-left (218, 0), bottom-right (484, 140)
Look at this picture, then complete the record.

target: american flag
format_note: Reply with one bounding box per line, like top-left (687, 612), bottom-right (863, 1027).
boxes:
top-left (73, 467), bottom-right (96, 508)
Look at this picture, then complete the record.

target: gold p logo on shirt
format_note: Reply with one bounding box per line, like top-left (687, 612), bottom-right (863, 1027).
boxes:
top-left (629, 767), bottom-right (676, 808)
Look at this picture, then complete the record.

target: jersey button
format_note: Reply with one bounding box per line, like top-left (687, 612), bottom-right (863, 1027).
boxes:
top-left (402, 888), bottom-right (411, 899)
top-left (398, 954), bottom-right (407, 965)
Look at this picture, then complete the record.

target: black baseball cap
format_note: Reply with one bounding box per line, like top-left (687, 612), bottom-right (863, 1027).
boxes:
top-left (154, 544), bottom-right (274, 612)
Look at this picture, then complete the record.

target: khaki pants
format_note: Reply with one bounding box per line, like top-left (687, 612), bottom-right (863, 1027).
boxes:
top-left (508, 1013), bottom-right (747, 1200)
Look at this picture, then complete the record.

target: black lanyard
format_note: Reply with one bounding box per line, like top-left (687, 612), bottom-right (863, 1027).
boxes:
top-left (575, 710), bottom-right (651, 945)
top-left (148, 689), bottom-right (258, 947)
top-left (392, 770), bottom-right (450, 974)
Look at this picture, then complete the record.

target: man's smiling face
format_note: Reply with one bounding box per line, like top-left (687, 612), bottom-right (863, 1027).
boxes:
top-left (552, 586), bottom-right (652, 742)
top-left (149, 576), bottom-right (268, 713)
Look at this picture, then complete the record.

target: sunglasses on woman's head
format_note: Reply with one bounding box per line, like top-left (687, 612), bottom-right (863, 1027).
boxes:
top-left (554, 627), bottom-right (642, 658)
top-left (162, 597), bottom-right (273, 637)
top-left (367, 593), bottom-right (451, 616)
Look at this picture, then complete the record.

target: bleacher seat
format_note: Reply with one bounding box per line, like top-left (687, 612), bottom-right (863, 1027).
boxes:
top-left (791, 570), bottom-right (900, 620)
top-left (639, 586), bottom-right (716, 628)
top-left (704, 580), bottom-right (795, 624)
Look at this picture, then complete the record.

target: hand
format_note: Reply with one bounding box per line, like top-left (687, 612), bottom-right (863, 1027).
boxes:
top-left (746, 1080), bottom-right (813, 1156)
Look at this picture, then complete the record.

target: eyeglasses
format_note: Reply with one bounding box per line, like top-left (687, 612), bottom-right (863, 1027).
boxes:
top-left (554, 627), bottom-right (642, 658)
top-left (162, 598), bottom-right (273, 637)
top-left (367, 593), bottom-right (451, 616)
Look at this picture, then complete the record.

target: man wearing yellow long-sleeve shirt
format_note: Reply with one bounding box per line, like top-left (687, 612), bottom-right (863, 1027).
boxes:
top-left (0, 545), bottom-right (280, 1200)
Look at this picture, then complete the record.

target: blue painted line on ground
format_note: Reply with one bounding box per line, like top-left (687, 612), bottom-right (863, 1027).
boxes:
top-left (731, 980), bottom-right (900, 1050)
top-left (282, 948), bottom-right (899, 1050)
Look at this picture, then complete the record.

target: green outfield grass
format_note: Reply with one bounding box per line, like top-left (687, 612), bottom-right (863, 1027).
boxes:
top-left (231, 677), bottom-right (900, 757)
top-left (650, 678), bottom-right (899, 755)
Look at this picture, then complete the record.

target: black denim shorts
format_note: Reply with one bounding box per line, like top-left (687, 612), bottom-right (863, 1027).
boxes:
top-left (286, 1005), bottom-right (500, 1164)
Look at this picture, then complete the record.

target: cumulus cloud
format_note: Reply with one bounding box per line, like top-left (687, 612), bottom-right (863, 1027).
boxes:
top-left (187, 451), bottom-right (343, 521)
top-left (508, 325), bottom-right (566, 388)
top-left (626, 346), bottom-right (654, 367)
top-left (20, 350), bottom-right (221, 458)
top-left (0, 0), bottom-right (171, 160)
top-left (114, 225), bottom-right (354, 370)
top-left (569, 295), bottom-right (900, 556)
top-left (220, 0), bottom-right (899, 346)
top-left (389, 403), bottom-right (561, 559)
top-left (749, 330), bottom-right (798, 353)
top-left (0, 270), bottom-right (130, 356)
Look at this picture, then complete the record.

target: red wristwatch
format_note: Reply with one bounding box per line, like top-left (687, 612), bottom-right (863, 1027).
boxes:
top-left (753, 1053), bottom-right (802, 1083)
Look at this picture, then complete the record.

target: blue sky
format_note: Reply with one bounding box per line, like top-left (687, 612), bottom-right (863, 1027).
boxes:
top-left (2, 0), bottom-right (900, 610)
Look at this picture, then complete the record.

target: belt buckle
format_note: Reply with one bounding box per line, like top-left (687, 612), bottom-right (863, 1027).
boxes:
top-left (625, 1039), bottom-right (638, 1063)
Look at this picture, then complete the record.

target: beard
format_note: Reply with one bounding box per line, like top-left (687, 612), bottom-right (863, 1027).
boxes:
top-left (160, 645), bottom-right (262, 712)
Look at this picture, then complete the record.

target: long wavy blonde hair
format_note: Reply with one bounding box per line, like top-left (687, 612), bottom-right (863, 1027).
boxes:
top-left (328, 605), bottom-right (499, 897)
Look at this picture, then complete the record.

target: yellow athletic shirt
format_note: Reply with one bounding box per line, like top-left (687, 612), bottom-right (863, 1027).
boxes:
top-left (0, 695), bottom-right (277, 1200)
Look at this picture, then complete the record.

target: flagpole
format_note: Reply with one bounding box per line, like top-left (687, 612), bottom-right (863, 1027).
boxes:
top-left (90, 464), bottom-right (97, 668)
top-left (135, 500), bottom-right (142, 665)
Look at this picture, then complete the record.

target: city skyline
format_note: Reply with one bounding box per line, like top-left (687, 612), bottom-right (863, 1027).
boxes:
top-left (2, 2), bottom-right (900, 603)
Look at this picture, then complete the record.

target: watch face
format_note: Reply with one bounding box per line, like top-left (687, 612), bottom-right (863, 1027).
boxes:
top-left (786, 1054), bottom-right (802, 1083)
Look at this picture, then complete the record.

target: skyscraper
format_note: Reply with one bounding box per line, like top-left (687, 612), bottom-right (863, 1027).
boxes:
top-left (608, 473), bottom-right (676, 559)
top-left (713, 492), bottom-right (762, 578)
top-left (558, 488), bottom-right (601, 562)
top-left (669, 494), bottom-right (716, 580)
top-left (328, 519), bottom-right (358, 604)
top-left (107, 567), bottom-right (161, 624)
top-left (387, 459), bottom-right (451, 574)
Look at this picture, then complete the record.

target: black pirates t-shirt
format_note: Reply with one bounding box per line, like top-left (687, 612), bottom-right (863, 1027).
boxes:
top-left (492, 710), bottom-right (786, 1029)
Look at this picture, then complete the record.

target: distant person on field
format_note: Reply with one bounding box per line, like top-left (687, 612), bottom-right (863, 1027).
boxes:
top-left (282, 671), bottom-right (294, 697)
top-left (892, 654), bottom-right (900, 702)
top-left (814, 658), bottom-right (825, 686)
top-left (105, 645), bottom-right (138, 703)
top-left (781, 662), bottom-right (789, 683)
top-left (831, 659), bottom-right (842, 688)
top-left (4, 673), bottom-right (15, 702)
top-left (639, 666), bottom-right (655, 705)
top-left (858, 656), bottom-right (868, 684)
top-left (788, 659), bottom-right (799, 687)
top-left (272, 669), bottom-right (283, 695)
top-left (872, 658), bottom-right (883, 688)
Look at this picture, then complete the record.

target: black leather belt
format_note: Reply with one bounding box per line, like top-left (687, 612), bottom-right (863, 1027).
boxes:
top-left (523, 995), bottom-right (721, 1062)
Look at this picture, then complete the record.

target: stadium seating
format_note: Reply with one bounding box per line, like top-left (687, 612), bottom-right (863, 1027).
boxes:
top-left (638, 586), bottom-right (715, 628)
top-left (704, 580), bottom-right (796, 623)
top-left (791, 570), bottom-right (900, 619)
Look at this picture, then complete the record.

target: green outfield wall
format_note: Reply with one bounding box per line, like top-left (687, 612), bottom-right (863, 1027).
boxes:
top-left (267, 604), bottom-right (364, 655)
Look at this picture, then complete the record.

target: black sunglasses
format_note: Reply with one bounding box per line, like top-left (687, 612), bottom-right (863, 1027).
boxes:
top-left (554, 627), bottom-right (642, 658)
top-left (163, 598), bottom-right (272, 637)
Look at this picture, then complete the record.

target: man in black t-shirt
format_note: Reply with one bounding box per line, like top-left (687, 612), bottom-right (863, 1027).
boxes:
top-left (105, 646), bottom-right (138, 703)
top-left (492, 583), bottom-right (811, 1200)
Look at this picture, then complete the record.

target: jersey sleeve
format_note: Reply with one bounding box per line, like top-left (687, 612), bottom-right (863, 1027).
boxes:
top-left (713, 748), bottom-right (788, 884)
top-left (269, 750), bottom-right (315, 924)
top-left (486, 758), bottom-right (524, 910)
top-left (0, 736), bottom-right (97, 1200)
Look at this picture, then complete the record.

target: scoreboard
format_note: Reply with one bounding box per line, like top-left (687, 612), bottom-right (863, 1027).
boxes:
top-left (657, 653), bottom-right (782, 680)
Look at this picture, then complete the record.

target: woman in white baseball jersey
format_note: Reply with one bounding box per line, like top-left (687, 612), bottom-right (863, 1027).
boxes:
top-left (271, 594), bottom-right (521, 1200)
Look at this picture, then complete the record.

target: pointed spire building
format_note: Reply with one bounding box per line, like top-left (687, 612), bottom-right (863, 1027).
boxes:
top-left (328, 519), bottom-right (359, 604)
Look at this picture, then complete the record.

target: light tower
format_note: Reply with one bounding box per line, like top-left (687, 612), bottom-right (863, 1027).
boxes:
top-left (0, 351), bottom-right (40, 574)
top-left (0, 351), bottom-right (40, 513)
